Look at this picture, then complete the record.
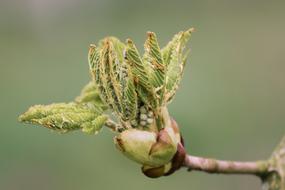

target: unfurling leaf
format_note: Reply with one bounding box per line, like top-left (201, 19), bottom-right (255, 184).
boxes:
top-left (81, 115), bottom-right (108, 134)
top-left (89, 37), bottom-right (138, 122)
top-left (162, 28), bottom-right (194, 103)
top-left (87, 29), bottom-right (192, 130)
top-left (125, 39), bottom-right (156, 108)
top-left (144, 32), bottom-right (165, 106)
top-left (19, 102), bottom-right (108, 134)
top-left (88, 44), bottom-right (110, 108)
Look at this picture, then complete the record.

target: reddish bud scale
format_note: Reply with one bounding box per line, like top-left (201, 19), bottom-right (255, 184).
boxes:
top-left (141, 119), bottom-right (187, 178)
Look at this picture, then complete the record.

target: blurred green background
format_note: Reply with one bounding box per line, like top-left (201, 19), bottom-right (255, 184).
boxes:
top-left (0, 0), bottom-right (284, 189)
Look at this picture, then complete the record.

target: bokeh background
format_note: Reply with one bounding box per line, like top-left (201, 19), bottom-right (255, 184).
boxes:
top-left (1, 0), bottom-right (284, 189)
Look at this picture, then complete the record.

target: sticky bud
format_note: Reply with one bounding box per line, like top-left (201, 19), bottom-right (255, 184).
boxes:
top-left (114, 117), bottom-right (186, 178)
top-left (114, 126), bottom-right (178, 167)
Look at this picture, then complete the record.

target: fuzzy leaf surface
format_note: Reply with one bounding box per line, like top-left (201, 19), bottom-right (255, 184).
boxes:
top-left (19, 102), bottom-right (108, 134)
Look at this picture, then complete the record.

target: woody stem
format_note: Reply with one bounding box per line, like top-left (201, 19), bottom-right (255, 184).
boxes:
top-left (183, 154), bottom-right (269, 176)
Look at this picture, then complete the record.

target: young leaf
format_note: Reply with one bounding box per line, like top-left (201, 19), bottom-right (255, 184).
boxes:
top-left (19, 102), bottom-right (108, 134)
top-left (88, 44), bottom-right (110, 108)
top-left (82, 115), bottom-right (108, 134)
top-left (144, 32), bottom-right (166, 106)
top-left (120, 66), bottom-right (138, 121)
top-left (162, 28), bottom-right (194, 103)
top-left (90, 37), bottom-right (138, 121)
top-left (107, 37), bottom-right (138, 121)
top-left (125, 39), bottom-right (156, 108)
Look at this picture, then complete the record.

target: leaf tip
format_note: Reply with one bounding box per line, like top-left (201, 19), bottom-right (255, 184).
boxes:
top-left (147, 31), bottom-right (156, 38)
top-left (187, 27), bottom-right (195, 33)
top-left (18, 113), bottom-right (25, 123)
top-left (126, 38), bottom-right (134, 45)
top-left (18, 105), bottom-right (40, 124)
top-left (89, 44), bottom-right (96, 53)
top-left (90, 43), bottom-right (96, 48)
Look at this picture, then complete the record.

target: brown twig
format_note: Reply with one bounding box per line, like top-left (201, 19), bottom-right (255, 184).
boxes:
top-left (183, 154), bottom-right (269, 176)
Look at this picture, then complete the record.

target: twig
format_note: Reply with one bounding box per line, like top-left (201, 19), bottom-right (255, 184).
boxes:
top-left (183, 154), bottom-right (269, 176)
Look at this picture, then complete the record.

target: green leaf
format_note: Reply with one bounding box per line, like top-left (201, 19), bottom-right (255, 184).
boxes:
top-left (125, 39), bottom-right (156, 108)
top-left (19, 102), bottom-right (108, 134)
top-left (82, 115), bottom-right (108, 134)
top-left (108, 37), bottom-right (139, 121)
top-left (88, 44), bottom-right (110, 108)
top-left (162, 28), bottom-right (194, 103)
top-left (144, 32), bottom-right (166, 106)
top-left (89, 37), bottom-right (138, 121)
top-left (103, 38), bottom-right (126, 118)
top-left (120, 68), bottom-right (138, 120)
